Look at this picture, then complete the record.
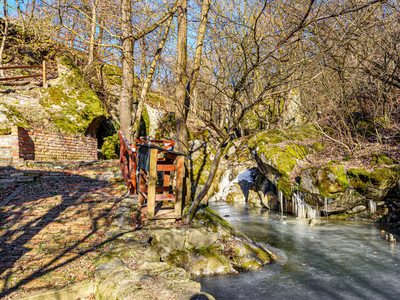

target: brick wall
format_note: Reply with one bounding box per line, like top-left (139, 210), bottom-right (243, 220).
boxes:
top-left (0, 135), bottom-right (12, 163)
top-left (0, 126), bottom-right (98, 164)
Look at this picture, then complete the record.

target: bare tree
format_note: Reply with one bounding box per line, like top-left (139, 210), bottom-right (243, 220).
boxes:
top-left (0, 0), bottom-right (8, 78)
top-left (186, 0), bottom-right (386, 224)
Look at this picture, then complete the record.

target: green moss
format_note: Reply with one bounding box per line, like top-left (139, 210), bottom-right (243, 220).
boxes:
top-left (0, 103), bottom-right (31, 134)
top-left (139, 105), bottom-right (150, 136)
top-left (155, 112), bottom-right (176, 140)
top-left (327, 160), bottom-right (343, 166)
top-left (147, 92), bottom-right (167, 107)
top-left (101, 133), bottom-right (120, 159)
top-left (247, 243), bottom-right (275, 261)
top-left (277, 176), bottom-right (292, 199)
top-left (190, 142), bottom-right (217, 187)
top-left (310, 141), bottom-right (326, 152)
top-left (165, 250), bottom-right (190, 270)
top-left (248, 125), bottom-right (319, 150)
top-left (371, 153), bottom-right (398, 165)
top-left (305, 165), bottom-right (350, 197)
top-left (101, 64), bottom-right (122, 86)
top-left (39, 54), bottom-right (108, 134)
top-left (348, 167), bottom-right (400, 192)
top-left (189, 129), bottom-right (211, 141)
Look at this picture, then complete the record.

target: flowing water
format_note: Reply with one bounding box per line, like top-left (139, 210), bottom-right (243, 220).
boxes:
top-left (196, 202), bottom-right (400, 300)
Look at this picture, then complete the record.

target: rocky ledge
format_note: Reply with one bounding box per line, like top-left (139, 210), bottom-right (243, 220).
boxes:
top-left (95, 197), bottom-right (275, 299)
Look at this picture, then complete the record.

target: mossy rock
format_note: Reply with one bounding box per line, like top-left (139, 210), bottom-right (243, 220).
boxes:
top-left (356, 117), bottom-right (384, 137)
top-left (39, 54), bottom-right (108, 134)
top-left (151, 205), bottom-right (275, 277)
top-left (155, 112), bottom-right (176, 140)
top-left (147, 91), bottom-right (167, 108)
top-left (101, 64), bottom-right (123, 86)
top-left (347, 167), bottom-right (400, 200)
top-left (189, 140), bottom-right (226, 201)
top-left (300, 165), bottom-right (350, 197)
top-left (101, 133), bottom-right (120, 159)
top-left (0, 103), bottom-right (31, 134)
top-left (248, 125), bottom-right (324, 201)
top-left (371, 153), bottom-right (398, 165)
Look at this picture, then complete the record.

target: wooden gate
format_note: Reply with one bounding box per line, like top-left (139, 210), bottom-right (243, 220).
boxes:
top-left (118, 130), bottom-right (187, 219)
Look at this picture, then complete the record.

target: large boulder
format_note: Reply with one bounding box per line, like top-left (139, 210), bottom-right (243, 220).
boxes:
top-left (148, 206), bottom-right (275, 277)
top-left (0, 103), bottom-right (31, 135)
top-left (39, 54), bottom-right (108, 135)
top-left (248, 126), bottom-right (400, 218)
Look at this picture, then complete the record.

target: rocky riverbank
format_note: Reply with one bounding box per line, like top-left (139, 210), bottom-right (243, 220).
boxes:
top-left (94, 196), bottom-right (275, 299)
top-left (189, 125), bottom-right (400, 223)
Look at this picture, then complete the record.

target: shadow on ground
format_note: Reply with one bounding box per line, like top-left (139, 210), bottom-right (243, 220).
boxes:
top-left (0, 165), bottom-right (133, 298)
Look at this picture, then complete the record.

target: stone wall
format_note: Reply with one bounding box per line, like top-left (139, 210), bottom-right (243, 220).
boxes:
top-left (0, 126), bottom-right (98, 164)
top-left (0, 135), bottom-right (12, 164)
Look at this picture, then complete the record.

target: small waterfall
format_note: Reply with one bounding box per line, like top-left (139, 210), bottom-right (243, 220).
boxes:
top-left (370, 200), bottom-right (376, 214)
top-left (292, 191), bottom-right (319, 219)
top-left (209, 169), bottom-right (232, 202)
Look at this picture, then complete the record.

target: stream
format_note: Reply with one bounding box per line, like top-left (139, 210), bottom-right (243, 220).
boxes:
top-left (195, 202), bottom-right (400, 300)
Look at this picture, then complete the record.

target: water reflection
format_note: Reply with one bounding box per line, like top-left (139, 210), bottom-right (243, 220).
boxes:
top-left (195, 203), bottom-right (399, 300)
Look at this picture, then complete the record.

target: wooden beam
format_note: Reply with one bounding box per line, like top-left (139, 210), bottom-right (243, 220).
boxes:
top-left (0, 74), bottom-right (43, 81)
top-left (163, 171), bottom-right (170, 195)
top-left (147, 148), bottom-right (158, 218)
top-left (156, 164), bottom-right (177, 172)
top-left (147, 215), bottom-right (182, 220)
top-left (0, 65), bottom-right (42, 70)
top-left (42, 61), bottom-right (47, 88)
top-left (174, 156), bottom-right (185, 216)
top-left (140, 186), bottom-right (170, 193)
top-left (156, 194), bottom-right (175, 201)
top-left (165, 153), bottom-right (178, 160)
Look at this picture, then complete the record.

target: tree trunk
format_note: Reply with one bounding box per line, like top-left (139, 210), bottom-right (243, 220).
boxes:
top-left (120, 0), bottom-right (134, 142)
top-left (0, 0), bottom-right (9, 78)
top-left (131, 16), bottom-right (173, 137)
top-left (86, 0), bottom-right (98, 72)
top-left (185, 138), bottom-right (230, 224)
top-left (174, 0), bottom-right (188, 154)
top-left (188, 0), bottom-right (210, 95)
top-left (15, 0), bottom-right (25, 41)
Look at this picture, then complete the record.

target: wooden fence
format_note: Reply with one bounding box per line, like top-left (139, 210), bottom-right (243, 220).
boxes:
top-left (118, 130), bottom-right (187, 219)
top-left (0, 61), bottom-right (49, 87)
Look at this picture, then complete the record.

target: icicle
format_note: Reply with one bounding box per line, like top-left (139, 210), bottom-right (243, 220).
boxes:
top-left (292, 191), bottom-right (319, 219)
top-left (370, 200), bottom-right (376, 214)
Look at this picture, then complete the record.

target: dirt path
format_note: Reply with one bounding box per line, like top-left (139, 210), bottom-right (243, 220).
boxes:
top-left (0, 163), bottom-right (127, 299)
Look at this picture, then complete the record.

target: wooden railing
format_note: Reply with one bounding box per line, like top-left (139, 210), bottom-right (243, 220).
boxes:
top-left (0, 61), bottom-right (49, 87)
top-left (118, 130), bottom-right (186, 219)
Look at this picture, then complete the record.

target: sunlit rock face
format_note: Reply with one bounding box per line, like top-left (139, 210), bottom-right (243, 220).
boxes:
top-left (148, 206), bottom-right (275, 277)
top-left (248, 126), bottom-right (400, 220)
top-left (39, 54), bottom-right (108, 135)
